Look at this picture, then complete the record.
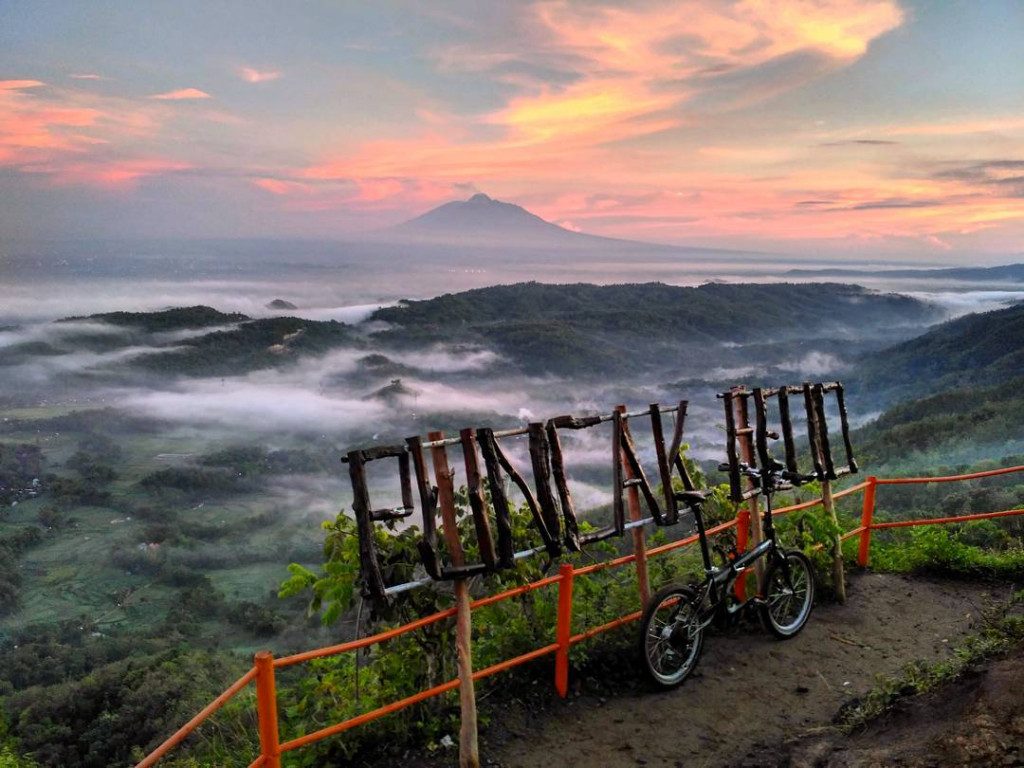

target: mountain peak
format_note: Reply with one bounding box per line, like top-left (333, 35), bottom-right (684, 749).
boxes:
top-left (386, 193), bottom-right (585, 247)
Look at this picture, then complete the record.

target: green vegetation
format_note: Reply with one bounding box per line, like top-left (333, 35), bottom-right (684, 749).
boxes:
top-left (373, 282), bottom-right (939, 375)
top-left (855, 379), bottom-right (1024, 470)
top-left (0, 416), bottom-right (333, 766)
top-left (837, 589), bottom-right (1024, 732)
top-left (856, 300), bottom-right (1024, 402)
top-left (0, 289), bottom-right (1020, 766)
top-left (62, 306), bottom-right (248, 333)
top-left (128, 317), bottom-right (356, 377)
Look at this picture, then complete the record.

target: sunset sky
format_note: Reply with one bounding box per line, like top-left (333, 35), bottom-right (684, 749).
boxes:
top-left (1, 0), bottom-right (1022, 259)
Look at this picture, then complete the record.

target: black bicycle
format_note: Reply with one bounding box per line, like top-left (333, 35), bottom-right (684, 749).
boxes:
top-left (639, 459), bottom-right (817, 688)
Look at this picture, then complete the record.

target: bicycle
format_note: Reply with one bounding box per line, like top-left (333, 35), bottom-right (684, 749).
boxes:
top-left (639, 458), bottom-right (818, 688)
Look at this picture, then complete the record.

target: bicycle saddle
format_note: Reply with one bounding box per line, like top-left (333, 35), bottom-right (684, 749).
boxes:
top-left (674, 490), bottom-right (709, 506)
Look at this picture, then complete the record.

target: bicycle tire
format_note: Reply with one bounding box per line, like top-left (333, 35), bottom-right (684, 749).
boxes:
top-left (638, 583), bottom-right (704, 689)
top-left (760, 549), bottom-right (815, 639)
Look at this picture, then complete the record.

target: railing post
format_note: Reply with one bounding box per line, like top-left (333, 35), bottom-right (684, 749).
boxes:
top-left (858, 476), bottom-right (878, 567)
top-left (254, 651), bottom-right (281, 768)
top-left (429, 431), bottom-right (480, 768)
top-left (733, 507), bottom-right (750, 600)
top-left (554, 562), bottom-right (575, 698)
top-left (820, 477), bottom-right (847, 603)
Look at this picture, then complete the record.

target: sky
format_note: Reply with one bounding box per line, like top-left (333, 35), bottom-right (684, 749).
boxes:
top-left (1, 0), bottom-right (1023, 259)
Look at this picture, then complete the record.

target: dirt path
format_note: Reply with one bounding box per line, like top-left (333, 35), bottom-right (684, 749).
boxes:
top-left (483, 573), bottom-right (1011, 768)
top-left (753, 649), bottom-right (1024, 767)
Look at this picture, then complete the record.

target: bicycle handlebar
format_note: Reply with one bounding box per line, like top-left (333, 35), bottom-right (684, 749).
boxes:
top-left (718, 461), bottom-right (818, 487)
top-left (780, 469), bottom-right (819, 486)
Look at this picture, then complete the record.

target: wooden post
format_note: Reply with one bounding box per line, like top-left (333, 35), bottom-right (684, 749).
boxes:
top-left (734, 392), bottom-right (764, 597)
top-left (254, 651), bottom-right (281, 768)
top-left (617, 405), bottom-right (650, 606)
top-left (820, 478), bottom-right (846, 603)
top-left (858, 476), bottom-right (877, 567)
top-left (554, 562), bottom-right (575, 698)
top-left (428, 431), bottom-right (479, 768)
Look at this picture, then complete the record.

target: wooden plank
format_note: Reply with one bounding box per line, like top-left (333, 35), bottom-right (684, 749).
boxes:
top-left (618, 413), bottom-right (665, 524)
top-left (406, 436), bottom-right (442, 580)
top-left (611, 410), bottom-right (626, 535)
top-left (347, 450), bottom-right (389, 605)
top-left (475, 428), bottom-right (516, 568)
top-left (812, 383), bottom-right (837, 480)
top-left (490, 432), bottom-right (560, 556)
top-left (460, 429), bottom-right (497, 569)
top-left (546, 421), bottom-right (581, 551)
top-left (528, 423), bottom-right (563, 551)
top-left (649, 403), bottom-right (678, 525)
top-left (776, 387), bottom-right (799, 473)
top-left (834, 382), bottom-right (860, 474)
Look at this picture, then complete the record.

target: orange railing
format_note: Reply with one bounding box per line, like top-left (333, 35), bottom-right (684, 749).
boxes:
top-left (136, 464), bottom-right (1024, 768)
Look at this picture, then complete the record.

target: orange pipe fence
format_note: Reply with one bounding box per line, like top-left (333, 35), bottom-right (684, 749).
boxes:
top-left (135, 667), bottom-right (258, 768)
top-left (136, 464), bottom-right (1024, 768)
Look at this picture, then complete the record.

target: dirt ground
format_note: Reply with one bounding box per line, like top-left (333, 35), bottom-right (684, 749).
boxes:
top-left (475, 572), bottom-right (1012, 768)
top-left (753, 649), bottom-right (1024, 767)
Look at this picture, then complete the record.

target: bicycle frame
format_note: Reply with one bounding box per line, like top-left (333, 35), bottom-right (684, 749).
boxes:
top-left (688, 471), bottom-right (788, 617)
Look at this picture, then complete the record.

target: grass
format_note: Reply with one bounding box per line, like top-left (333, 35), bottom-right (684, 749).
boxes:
top-left (837, 589), bottom-right (1024, 732)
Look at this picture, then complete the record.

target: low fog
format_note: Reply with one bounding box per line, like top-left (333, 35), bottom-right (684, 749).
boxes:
top-left (2, 253), bottom-right (1023, 526)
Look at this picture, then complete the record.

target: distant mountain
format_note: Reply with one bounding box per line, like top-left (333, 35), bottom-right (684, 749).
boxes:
top-left (385, 193), bottom-right (599, 247)
top-left (786, 262), bottom-right (1024, 282)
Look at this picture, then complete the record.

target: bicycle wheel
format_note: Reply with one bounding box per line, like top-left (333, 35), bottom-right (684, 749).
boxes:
top-left (760, 550), bottom-right (815, 639)
top-left (639, 584), bottom-right (704, 688)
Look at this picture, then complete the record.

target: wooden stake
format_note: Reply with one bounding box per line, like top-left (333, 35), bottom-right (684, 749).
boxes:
top-left (617, 405), bottom-right (650, 606)
top-left (820, 477), bottom-right (847, 603)
top-left (428, 431), bottom-right (479, 768)
top-left (734, 392), bottom-right (764, 594)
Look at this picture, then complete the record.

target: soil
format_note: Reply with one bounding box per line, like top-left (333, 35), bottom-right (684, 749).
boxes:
top-left (468, 572), bottom-right (1014, 768)
top-left (747, 650), bottom-right (1024, 767)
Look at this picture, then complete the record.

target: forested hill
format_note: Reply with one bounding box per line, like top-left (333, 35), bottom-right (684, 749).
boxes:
top-left (372, 282), bottom-right (940, 376)
top-left (373, 282), bottom-right (935, 334)
top-left (856, 301), bottom-right (1024, 403)
top-left (61, 305), bottom-right (249, 332)
top-left (785, 261), bottom-right (1024, 282)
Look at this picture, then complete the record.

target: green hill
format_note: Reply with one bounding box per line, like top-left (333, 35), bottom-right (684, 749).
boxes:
top-left (856, 301), bottom-right (1024, 402)
top-left (855, 377), bottom-right (1024, 470)
top-left (61, 305), bottom-right (248, 332)
top-left (373, 282), bottom-right (940, 375)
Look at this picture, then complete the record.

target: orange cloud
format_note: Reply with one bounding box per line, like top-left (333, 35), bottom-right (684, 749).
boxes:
top-left (149, 88), bottom-right (212, 100)
top-left (1, 80), bottom-right (47, 91)
top-left (0, 78), bottom-right (193, 187)
top-left (293, 0), bottom-right (905, 217)
top-left (239, 67), bottom-right (281, 83)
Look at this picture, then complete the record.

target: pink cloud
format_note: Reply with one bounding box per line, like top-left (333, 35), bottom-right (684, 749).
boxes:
top-left (24, 158), bottom-right (192, 188)
top-left (71, 73), bottom-right (105, 81)
top-left (252, 175), bottom-right (457, 213)
top-left (149, 88), bottom-right (212, 101)
top-left (0, 78), bottom-right (193, 188)
top-left (0, 80), bottom-right (46, 91)
top-left (239, 67), bottom-right (281, 83)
